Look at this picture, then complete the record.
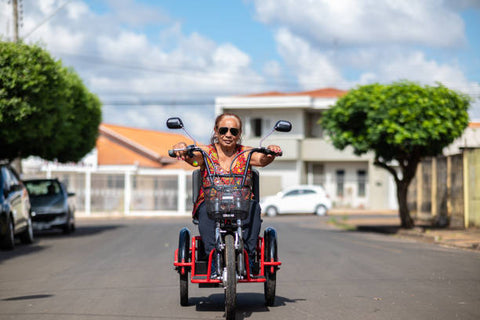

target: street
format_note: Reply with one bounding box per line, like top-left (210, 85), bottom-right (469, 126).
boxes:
top-left (1, 216), bottom-right (479, 320)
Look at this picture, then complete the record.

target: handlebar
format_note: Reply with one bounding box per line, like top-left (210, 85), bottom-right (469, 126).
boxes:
top-left (168, 146), bottom-right (282, 158)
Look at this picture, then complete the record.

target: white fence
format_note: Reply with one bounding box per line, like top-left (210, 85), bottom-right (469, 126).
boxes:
top-left (22, 164), bottom-right (194, 216)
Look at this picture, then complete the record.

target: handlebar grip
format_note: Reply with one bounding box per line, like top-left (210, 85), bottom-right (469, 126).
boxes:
top-left (168, 150), bottom-right (176, 158)
top-left (261, 148), bottom-right (282, 157)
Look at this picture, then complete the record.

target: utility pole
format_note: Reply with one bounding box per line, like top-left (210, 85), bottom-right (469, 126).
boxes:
top-left (12, 0), bottom-right (19, 42)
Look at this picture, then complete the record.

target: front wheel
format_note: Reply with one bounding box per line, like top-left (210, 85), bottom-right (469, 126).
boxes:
top-left (224, 234), bottom-right (237, 320)
top-left (0, 215), bottom-right (15, 250)
top-left (20, 215), bottom-right (34, 244)
top-left (315, 205), bottom-right (327, 216)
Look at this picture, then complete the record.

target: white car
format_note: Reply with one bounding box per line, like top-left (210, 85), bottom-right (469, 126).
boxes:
top-left (260, 185), bottom-right (332, 217)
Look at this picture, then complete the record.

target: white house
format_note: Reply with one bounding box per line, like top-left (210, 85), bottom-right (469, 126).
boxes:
top-left (215, 88), bottom-right (397, 210)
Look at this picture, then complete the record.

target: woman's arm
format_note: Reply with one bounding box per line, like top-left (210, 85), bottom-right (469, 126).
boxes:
top-left (248, 145), bottom-right (282, 167)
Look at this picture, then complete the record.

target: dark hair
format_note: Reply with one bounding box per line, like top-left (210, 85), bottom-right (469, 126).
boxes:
top-left (210, 113), bottom-right (243, 145)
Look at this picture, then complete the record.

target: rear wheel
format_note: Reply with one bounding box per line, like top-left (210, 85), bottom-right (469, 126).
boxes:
top-left (180, 273), bottom-right (188, 306)
top-left (265, 206), bottom-right (278, 217)
top-left (264, 270), bottom-right (277, 306)
top-left (224, 234), bottom-right (237, 320)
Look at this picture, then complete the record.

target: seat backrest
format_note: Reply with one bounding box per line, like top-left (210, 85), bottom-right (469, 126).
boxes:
top-left (192, 169), bottom-right (260, 204)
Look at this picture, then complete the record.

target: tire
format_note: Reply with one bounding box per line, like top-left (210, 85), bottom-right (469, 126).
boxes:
top-left (265, 206), bottom-right (278, 217)
top-left (264, 227), bottom-right (278, 306)
top-left (177, 228), bottom-right (190, 306)
top-left (315, 205), bottom-right (327, 216)
top-left (20, 215), bottom-right (34, 244)
top-left (264, 271), bottom-right (277, 306)
top-left (63, 214), bottom-right (73, 234)
top-left (1, 215), bottom-right (15, 250)
top-left (224, 234), bottom-right (237, 320)
top-left (180, 273), bottom-right (188, 306)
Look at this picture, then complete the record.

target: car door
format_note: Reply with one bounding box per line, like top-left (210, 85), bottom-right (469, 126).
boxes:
top-left (2, 167), bottom-right (27, 229)
top-left (278, 189), bottom-right (311, 213)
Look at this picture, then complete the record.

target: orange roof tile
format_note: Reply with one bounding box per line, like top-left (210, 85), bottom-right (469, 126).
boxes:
top-left (469, 122), bottom-right (480, 128)
top-left (97, 123), bottom-right (194, 168)
top-left (245, 87), bottom-right (347, 98)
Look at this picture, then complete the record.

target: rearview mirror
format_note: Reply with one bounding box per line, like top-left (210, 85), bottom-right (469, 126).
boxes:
top-left (274, 120), bottom-right (292, 132)
top-left (166, 117), bottom-right (184, 129)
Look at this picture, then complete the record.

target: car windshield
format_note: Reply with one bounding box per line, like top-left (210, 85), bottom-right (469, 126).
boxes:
top-left (25, 180), bottom-right (61, 197)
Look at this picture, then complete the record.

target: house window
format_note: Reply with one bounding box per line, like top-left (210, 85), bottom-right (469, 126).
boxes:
top-left (306, 112), bottom-right (323, 138)
top-left (336, 170), bottom-right (345, 197)
top-left (251, 118), bottom-right (262, 137)
top-left (357, 170), bottom-right (367, 197)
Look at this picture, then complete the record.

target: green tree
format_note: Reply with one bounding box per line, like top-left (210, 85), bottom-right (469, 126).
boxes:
top-left (322, 81), bottom-right (470, 228)
top-left (0, 41), bottom-right (101, 163)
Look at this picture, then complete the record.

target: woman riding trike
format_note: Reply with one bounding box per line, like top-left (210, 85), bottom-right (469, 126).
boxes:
top-left (169, 113), bottom-right (291, 319)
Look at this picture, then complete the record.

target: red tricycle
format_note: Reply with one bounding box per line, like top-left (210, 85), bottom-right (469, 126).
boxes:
top-left (168, 117), bottom-right (291, 319)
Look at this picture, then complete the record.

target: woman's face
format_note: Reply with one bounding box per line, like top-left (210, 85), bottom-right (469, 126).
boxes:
top-left (215, 116), bottom-right (241, 149)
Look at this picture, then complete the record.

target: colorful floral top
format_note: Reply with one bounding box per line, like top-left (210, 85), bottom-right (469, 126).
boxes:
top-left (192, 144), bottom-right (252, 217)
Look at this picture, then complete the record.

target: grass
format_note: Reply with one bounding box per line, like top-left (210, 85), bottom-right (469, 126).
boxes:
top-left (327, 216), bottom-right (357, 231)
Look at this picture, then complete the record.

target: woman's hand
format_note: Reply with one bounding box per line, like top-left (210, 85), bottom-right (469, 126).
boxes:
top-left (267, 145), bottom-right (282, 156)
top-left (172, 142), bottom-right (188, 160)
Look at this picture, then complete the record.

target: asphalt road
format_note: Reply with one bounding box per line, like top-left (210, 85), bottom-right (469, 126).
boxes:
top-left (0, 216), bottom-right (479, 320)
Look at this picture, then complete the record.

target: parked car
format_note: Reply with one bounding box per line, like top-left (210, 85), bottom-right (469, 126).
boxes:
top-left (0, 163), bottom-right (34, 250)
top-left (23, 179), bottom-right (76, 234)
top-left (260, 185), bottom-right (332, 217)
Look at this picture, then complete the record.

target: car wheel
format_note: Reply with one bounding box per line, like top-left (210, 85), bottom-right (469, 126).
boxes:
top-left (1, 215), bottom-right (15, 250)
top-left (63, 214), bottom-right (73, 234)
top-left (315, 205), bottom-right (327, 216)
top-left (265, 206), bottom-right (278, 217)
top-left (20, 215), bottom-right (34, 244)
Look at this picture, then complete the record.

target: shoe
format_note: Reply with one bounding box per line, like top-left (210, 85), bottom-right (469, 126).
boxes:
top-left (248, 255), bottom-right (257, 276)
top-left (210, 259), bottom-right (218, 279)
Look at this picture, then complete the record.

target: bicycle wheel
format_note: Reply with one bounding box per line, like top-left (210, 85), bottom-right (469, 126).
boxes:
top-left (224, 234), bottom-right (237, 320)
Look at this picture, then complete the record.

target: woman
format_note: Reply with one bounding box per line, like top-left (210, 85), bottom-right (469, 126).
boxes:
top-left (172, 113), bottom-right (282, 277)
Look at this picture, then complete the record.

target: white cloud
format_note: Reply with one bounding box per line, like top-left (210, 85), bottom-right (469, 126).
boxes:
top-left (252, 0), bottom-right (466, 47)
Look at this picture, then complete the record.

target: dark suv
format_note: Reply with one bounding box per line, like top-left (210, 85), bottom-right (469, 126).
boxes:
top-left (0, 164), bottom-right (34, 250)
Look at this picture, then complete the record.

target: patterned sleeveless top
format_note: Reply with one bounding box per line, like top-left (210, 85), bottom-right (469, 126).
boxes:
top-left (192, 144), bottom-right (252, 217)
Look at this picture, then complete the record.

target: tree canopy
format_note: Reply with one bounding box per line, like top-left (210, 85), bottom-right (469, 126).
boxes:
top-left (322, 81), bottom-right (470, 228)
top-left (0, 41), bottom-right (102, 163)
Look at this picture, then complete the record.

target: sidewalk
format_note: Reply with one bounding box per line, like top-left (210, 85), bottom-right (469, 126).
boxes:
top-left (328, 209), bottom-right (480, 252)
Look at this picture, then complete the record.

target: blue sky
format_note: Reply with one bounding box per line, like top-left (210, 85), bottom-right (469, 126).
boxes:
top-left (1, 0), bottom-right (479, 143)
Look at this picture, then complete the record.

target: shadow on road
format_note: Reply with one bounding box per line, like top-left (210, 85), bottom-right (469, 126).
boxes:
top-left (191, 292), bottom-right (305, 319)
top-left (0, 241), bottom-right (49, 264)
top-left (34, 224), bottom-right (125, 238)
top-left (0, 224), bottom-right (124, 263)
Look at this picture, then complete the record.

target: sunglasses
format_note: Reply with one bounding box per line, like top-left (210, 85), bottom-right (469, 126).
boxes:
top-left (218, 127), bottom-right (240, 136)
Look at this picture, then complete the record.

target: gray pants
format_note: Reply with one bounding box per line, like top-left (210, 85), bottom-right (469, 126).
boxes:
top-left (196, 201), bottom-right (262, 259)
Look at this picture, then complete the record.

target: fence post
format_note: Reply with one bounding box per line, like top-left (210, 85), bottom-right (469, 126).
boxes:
top-left (463, 150), bottom-right (470, 228)
top-left (446, 156), bottom-right (452, 219)
top-left (431, 157), bottom-right (437, 218)
top-left (178, 170), bottom-right (187, 215)
top-left (416, 162), bottom-right (423, 217)
top-left (85, 169), bottom-right (91, 216)
top-left (124, 171), bottom-right (132, 216)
